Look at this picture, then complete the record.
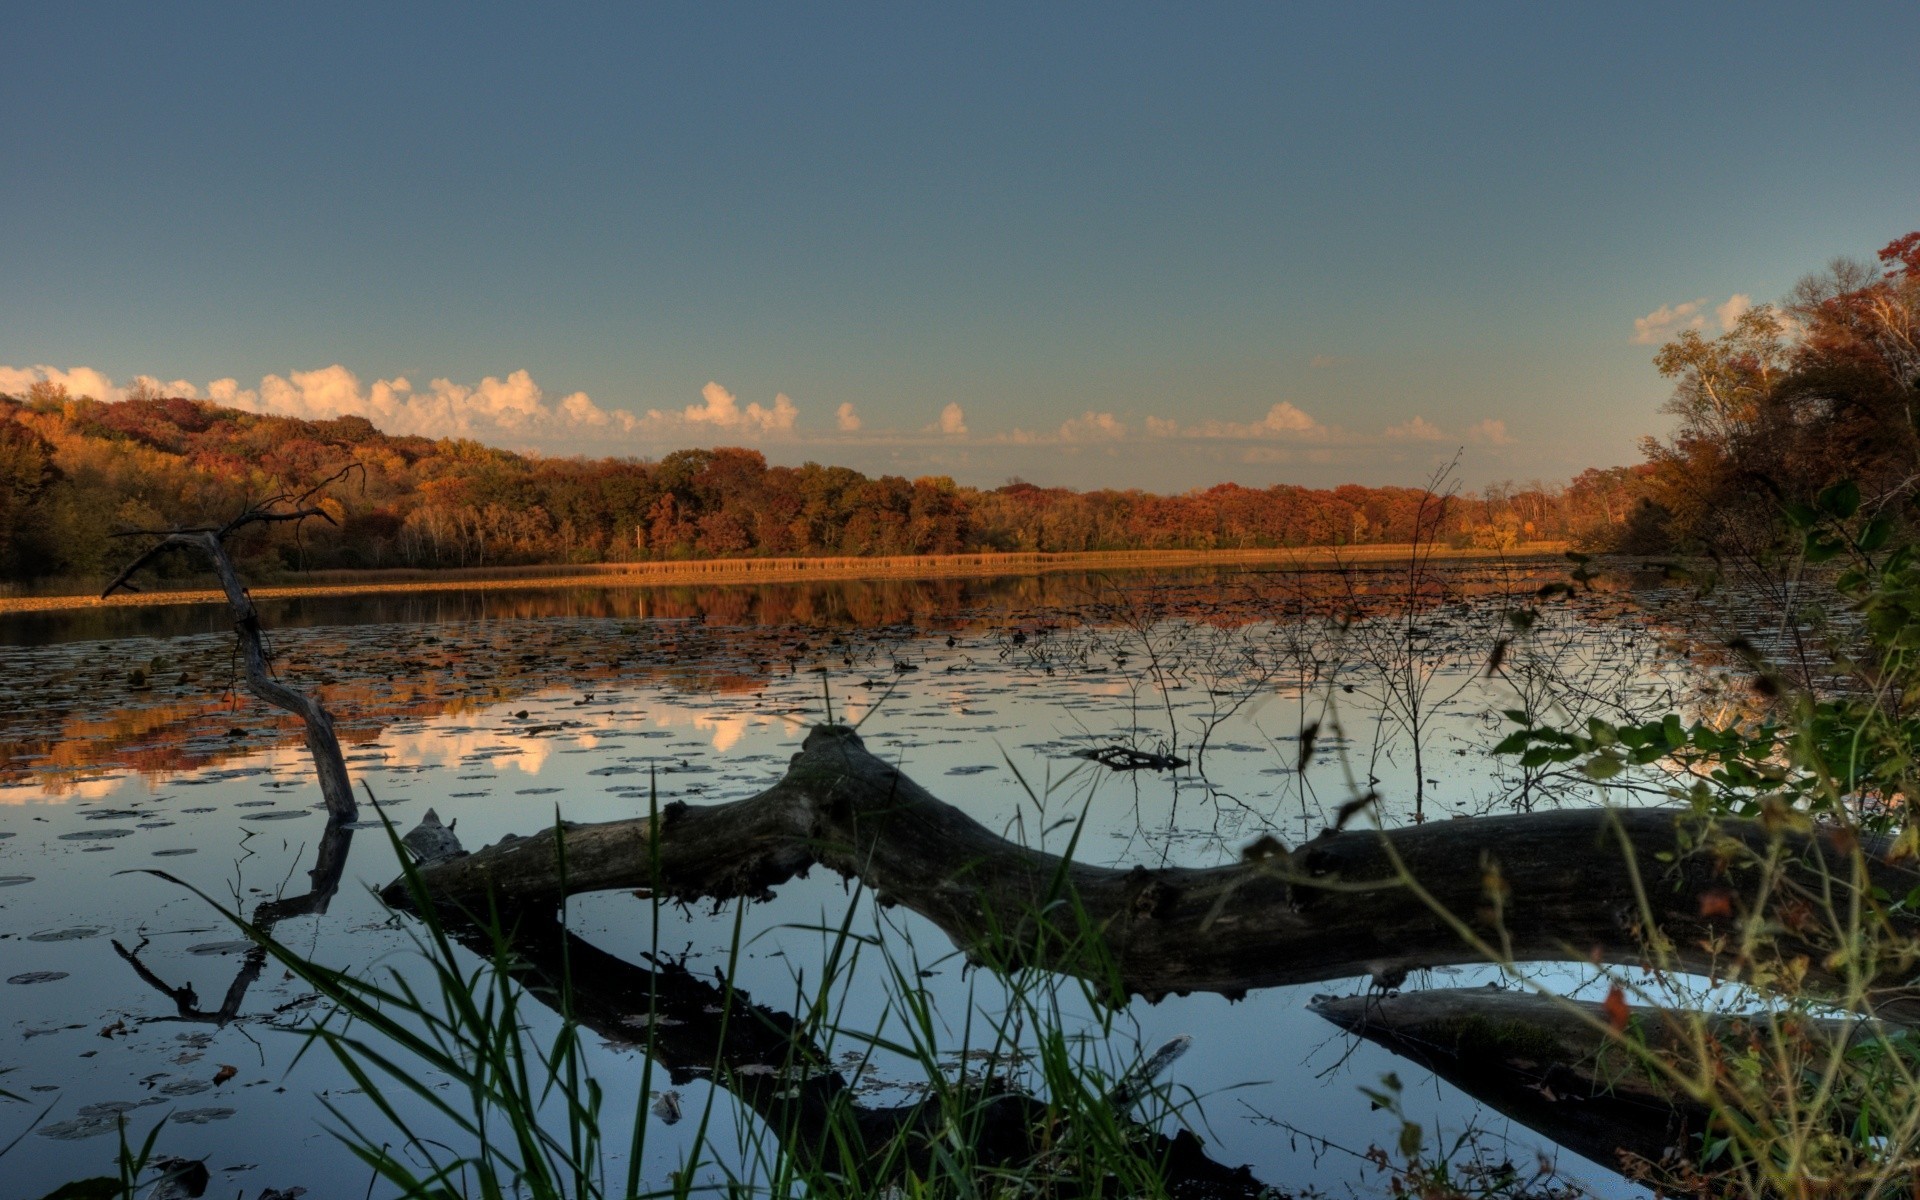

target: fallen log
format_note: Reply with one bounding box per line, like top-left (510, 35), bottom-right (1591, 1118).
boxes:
top-left (386, 724), bottom-right (1920, 1007)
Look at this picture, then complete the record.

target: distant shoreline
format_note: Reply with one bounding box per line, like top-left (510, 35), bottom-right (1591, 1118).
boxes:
top-left (0, 543), bottom-right (1568, 616)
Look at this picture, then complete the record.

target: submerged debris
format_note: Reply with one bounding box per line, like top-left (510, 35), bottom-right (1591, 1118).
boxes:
top-left (1072, 745), bottom-right (1188, 771)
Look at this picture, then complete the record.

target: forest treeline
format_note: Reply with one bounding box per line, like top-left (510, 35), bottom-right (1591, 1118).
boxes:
top-left (1625, 229), bottom-right (1920, 556)
top-left (10, 227), bottom-right (1906, 589)
top-left (0, 388), bottom-right (1639, 588)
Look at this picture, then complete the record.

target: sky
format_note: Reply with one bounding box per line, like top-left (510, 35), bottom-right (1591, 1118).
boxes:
top-left (3, 3), bottom-right (1916, 493)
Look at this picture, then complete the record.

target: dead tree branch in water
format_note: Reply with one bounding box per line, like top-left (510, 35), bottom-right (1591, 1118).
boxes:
top-left (103, 477), bottom-right (358, 822)
top-left (387, 724), bottom-right (1920, 1013)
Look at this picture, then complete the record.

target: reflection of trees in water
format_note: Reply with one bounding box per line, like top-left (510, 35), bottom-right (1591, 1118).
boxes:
top-left (2, 561), bottom-right (1580, 790)
top-left (115, 816), bottom-right (354, 1025)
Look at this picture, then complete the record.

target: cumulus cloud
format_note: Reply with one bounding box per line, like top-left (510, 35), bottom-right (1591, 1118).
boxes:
top-left (1633, 293), bottom-right (1760, 344)
top-left (1466, 418), bottom-right (1515, 446)
top-left (1, 362), bottom-right (817, 447)
top-left (1058, 411), bottom-right (1126, 441)
top-left (1143, 415), bottom-right (1180, 438)
top-left (1631, 299), bottom-right (1709, 345)
top-left (0, 363), bottom-right (128, 402)
top-left (671, 381), bottom-right (798, 432)
top-left (1384, 416), bottom-right (1444, 441)
top-left (996, 411), bottom-right (1129, 445)
top-left (1180, 401), bottom-right (1329, 440)
top-left (836, 401), bottom-right (862, 431)
top-left (937, 402), bottom-right (968, 436)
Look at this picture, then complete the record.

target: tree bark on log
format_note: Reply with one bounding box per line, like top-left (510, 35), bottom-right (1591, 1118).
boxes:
top-left (387, 724), bottom-right (1920, 1009)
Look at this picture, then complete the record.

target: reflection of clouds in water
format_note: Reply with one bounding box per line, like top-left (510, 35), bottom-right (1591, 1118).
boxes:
top-left (366, 725), bottom-right (554, 776)
top-left (696, 714), bottom-right (749, 753)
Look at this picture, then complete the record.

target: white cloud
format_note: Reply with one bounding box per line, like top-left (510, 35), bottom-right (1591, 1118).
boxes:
top-left (667, 381), bottom-right (798, 433)
top-left (2, 362), bottom-right (816, 447)
top-left (1631, 299), bottom-right (1708, 344)
top-left (1182, 401), bottom-right (1329, 440)
top-left (0, 363), bottom-right (127, 402)
top-left (130, 374), bottom-right (199, 398)
top-left (1633, 293), bottom-right (1761, 344)
top-left (1466, 418), bottom-right (1514, 446)
top-left (1384, 416), bottom-right (1444, 441)
top-left (937, 402), bottom-right (968, 436)
top-left (1058, 411), bottom-right (1126, 441)
top-left (836, 401), bottom-right (862, 431)
top-left (997, 411), bottom-right (1129, 446)
top-left (1143, 415), bottom-right (1180, 438)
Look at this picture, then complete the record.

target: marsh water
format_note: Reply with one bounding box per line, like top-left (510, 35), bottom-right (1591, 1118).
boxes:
top-left (0, 560), bottom-right (1736, 1198)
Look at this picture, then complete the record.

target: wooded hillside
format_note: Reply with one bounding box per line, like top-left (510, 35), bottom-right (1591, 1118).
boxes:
top-left (0, 387), bottom-right (1640, 587)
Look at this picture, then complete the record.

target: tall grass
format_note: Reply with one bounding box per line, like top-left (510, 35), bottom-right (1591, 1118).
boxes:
top-left (134, 772), bottom-right (1238, 1200)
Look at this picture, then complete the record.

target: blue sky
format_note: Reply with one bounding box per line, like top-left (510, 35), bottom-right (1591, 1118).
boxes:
top-left (3, 3), bottom-right (1915, 491)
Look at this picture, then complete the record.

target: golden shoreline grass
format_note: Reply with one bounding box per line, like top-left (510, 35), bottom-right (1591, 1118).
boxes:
top-left (0, 542), bottom-right (1567, 615)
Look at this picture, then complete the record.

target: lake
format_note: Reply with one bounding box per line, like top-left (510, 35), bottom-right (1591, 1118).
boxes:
top-left (0, 558), bottom-right (1729, 1198)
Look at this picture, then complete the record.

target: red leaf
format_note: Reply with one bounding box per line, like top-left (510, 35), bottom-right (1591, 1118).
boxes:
top-left (1602, 984), bottom-right (1630, 1032)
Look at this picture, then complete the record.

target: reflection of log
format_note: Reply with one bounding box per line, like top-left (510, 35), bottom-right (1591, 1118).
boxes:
top-left (1310, 988), bottom-right (1894, 1179)
top-left (1315, 988), bottom-right (1704, 1172)
top-left (444, 909), bottom-right (1275, 1198)
top-left (391, 725), bottom-right (1920, 1008)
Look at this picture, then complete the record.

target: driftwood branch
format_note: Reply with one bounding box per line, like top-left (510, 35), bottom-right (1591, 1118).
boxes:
top-left (105, 507), bottom-right (355, 822)
top-left (388, 725), bottom-right (1920, 1009)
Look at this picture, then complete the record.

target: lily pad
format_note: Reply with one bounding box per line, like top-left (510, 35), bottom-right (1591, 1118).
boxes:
top-left (28, 926), bottom-right (105, 942)
top-left (187, 941), bottom-right (256, 956)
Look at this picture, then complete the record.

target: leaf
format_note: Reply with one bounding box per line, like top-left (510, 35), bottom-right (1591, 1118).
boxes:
top-left (1818, 479), bottom-right (1861, 519)
top-left (213, 1064), bottom-right (237, 1086)
top-left (1859, 515), bottom-right (1893, 553)
top-left (1492, 731), bottom-right (1534, 756)
top-left (1602, 984), bottom-right (1630, 1032)
top-left (1581, 753), bottom-right (1623, 781)
top-left (1397, 1120), bottom-right (1424, 1159)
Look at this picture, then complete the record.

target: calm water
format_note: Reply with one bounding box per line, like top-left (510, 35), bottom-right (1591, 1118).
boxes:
top-left (0, 561), bottom-right (1719, 1197)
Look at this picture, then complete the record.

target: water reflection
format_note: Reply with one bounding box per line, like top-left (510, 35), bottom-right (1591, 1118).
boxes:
top-left (0, 559), bottom-right (1704, 1197)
